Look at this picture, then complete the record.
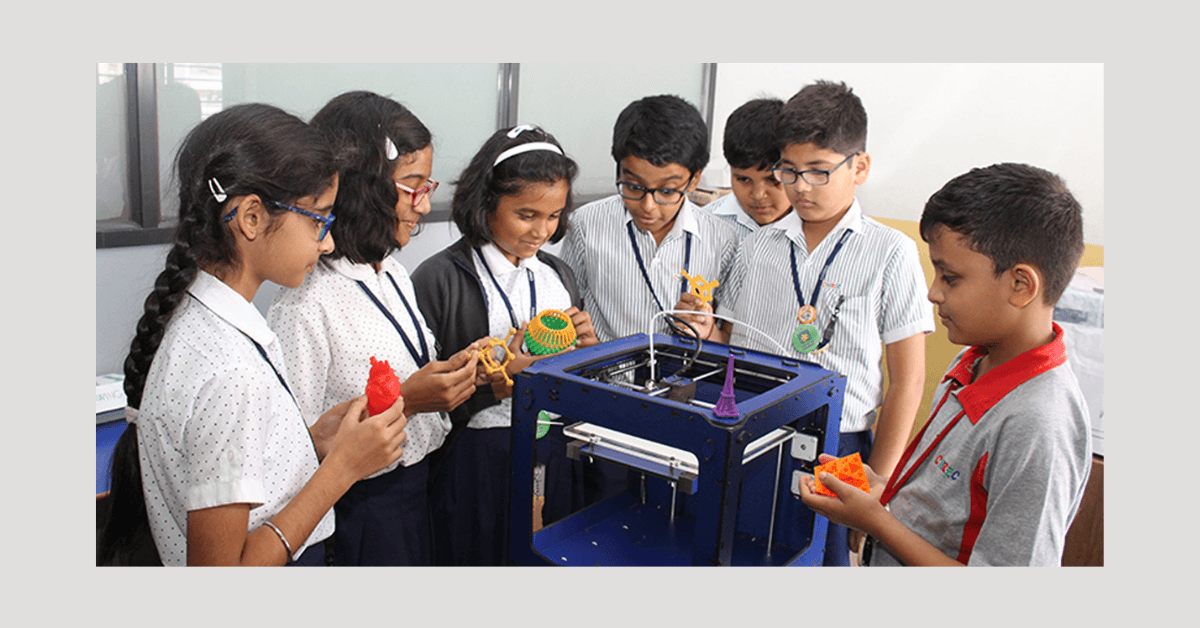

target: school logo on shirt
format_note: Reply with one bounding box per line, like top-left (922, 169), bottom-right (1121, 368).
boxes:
top-left (933, 453), bottom-right (961, 481)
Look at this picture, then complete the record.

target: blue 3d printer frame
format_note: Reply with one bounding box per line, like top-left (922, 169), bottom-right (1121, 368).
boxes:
top-left (508, 333), bottom-right (845, 566)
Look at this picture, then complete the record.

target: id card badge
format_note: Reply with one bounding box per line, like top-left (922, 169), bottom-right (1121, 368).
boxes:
top-left (792, 322), bottom-right (822, 353)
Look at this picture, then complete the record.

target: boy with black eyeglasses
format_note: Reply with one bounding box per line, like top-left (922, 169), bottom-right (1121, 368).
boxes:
top-left (560, 94), bottom-right (738, 344)
top-left (560, 94), bottom-right (739, 505)
top-left (679, 80), bottom-right (934, 566)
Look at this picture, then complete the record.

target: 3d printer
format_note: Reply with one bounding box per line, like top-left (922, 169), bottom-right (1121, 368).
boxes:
top-left (507, 333), bottom-right (845, 566)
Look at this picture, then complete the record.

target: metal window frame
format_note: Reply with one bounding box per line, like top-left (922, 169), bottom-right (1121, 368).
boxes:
top-left (97, 63), bottom-right (718, 247)
top-left (96, 63), bottom-right (173, 248)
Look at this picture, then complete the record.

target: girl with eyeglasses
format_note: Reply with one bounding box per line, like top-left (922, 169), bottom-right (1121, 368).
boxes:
top-left (97, 103), bottom-right (409, 566)
top-left (267, 91), bottom-right (486, 566)
top-left (411, 125), bottom-right (598, 566)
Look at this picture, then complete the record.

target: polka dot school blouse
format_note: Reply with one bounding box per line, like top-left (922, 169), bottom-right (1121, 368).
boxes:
top-left (136, 271), bottom-right (333, 566)
top-left (268, 256), bottom-right (450, 475)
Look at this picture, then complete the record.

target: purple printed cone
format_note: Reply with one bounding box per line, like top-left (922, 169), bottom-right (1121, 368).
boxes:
top-left (713, 355), bottom-right (739, 418)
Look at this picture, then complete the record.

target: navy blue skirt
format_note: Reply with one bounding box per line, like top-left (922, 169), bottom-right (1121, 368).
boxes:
top-left (430, 424), bottom-right (583, 566)
top-left (288, 540), bottom-right (327, 566)
top-left (332, 457), bottom-right (432, 566)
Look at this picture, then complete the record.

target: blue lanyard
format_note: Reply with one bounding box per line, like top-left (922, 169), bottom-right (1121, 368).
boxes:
top-left (249, 339), bottom-right (295, 403)
top-left (188, 292), bottom-right (299, 405)
top-left (246, 338), bottom-right (320, 452)
top-left (789, 229), bottom-right (852, 308)
top-left (626, 221), bottom-right (692, 312)
top-left (475, 246), bottom-right (536, 329)
top-left (189, 292), bottom-right (315, 452)
top-left (355, 273), bottom-right (431, 367)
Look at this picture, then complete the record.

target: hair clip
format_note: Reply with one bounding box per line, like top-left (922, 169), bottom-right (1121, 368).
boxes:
top-left (208, 177), bottom-right (227, 203)
top-left (507, 124), bottom-right (539, 138)
top-left (385, 137), bottom-right (399, 160)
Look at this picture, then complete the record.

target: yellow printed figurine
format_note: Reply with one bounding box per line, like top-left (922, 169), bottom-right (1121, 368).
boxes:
top-left (479, 328), bottom-right (517, 386)
top-left (681, 269), bottom-right (719, 304)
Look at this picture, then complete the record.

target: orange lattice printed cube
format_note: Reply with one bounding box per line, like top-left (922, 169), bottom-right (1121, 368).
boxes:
top-left (812, 452), bottom-right (871, 498)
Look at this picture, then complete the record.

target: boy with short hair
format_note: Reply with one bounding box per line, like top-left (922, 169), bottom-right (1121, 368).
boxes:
top-left (561, 94), bottom-right (739, 343)
top-left (561, 94), bottom-right (739, 505)
top-left (680, 81), bottom-right (934, 566)
top-left (704, 97), bottom-right (792, 238)
top-left (800, 162), bottom-right (1091, 566)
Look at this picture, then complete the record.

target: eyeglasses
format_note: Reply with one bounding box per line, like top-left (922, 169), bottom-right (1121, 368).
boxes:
top-left (395, 179), bottom-right (439, 207)
top-left (221, 200), bottom-right (336, 241)
top-left (616, 173), bottom-right (695, 205)
top-left (271, 201), bottom-right (335, 241)
top-left (772, 152), bottom-right (860, 187)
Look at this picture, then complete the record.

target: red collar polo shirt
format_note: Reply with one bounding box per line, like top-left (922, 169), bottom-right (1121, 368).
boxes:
top-left (869, 323), bottom-right (1092, 566)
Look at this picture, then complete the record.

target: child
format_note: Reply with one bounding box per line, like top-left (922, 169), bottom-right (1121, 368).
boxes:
top-left (680, 81), bottom-right (934, 566)
top-left (97, 103), bottom-right (408, 567)
top-left (411, 124), bottom-right (597, 566)
top-left (267, 91), bottom-right (481, 566)
top-left (800, 162), bottom-right (1091, 566)
top-left (560, 94), bottom-right (739, 343)
top-left (704, 97), bottom-right (792, 237)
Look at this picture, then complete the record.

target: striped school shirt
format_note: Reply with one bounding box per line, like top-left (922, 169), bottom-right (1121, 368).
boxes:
top-left (561, 193), bottom-right (739, 342)
top-left (703, 192), bottom-right (759, 240)
top-left (716, 199), bottom-right (934, 432)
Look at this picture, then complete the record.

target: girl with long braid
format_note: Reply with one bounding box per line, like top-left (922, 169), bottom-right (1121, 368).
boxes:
top-left (97, 103), bottom-right (408, 566)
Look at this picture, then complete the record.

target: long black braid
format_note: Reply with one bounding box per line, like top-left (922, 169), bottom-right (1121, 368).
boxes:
top-left (97, 103), bottom-right (336, 565)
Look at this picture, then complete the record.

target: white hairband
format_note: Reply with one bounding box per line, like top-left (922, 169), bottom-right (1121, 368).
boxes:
top-left (493, 124), bottom-right (564, 166)
top-left (493, 142), bottom-right (564, 167)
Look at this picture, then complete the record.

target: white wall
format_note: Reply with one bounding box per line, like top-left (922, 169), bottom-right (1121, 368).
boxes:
top-left (704, 63), bottom-right (1104, 246)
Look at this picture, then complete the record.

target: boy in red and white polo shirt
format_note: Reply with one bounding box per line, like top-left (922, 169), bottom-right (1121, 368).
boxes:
top-left (800, 163), bottom-right (1092, 566)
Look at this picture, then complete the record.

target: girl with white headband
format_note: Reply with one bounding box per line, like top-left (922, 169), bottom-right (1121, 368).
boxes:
top-left (267, 91), bottom-right (487, 566)
top-left (412, 124), bottom-right (598, 566)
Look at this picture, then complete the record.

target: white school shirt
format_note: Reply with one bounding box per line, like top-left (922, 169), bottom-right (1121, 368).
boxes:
top-left (703, 192), bottom-right (759, 240)
top-left (136, 271), bottom-right (334, 566)
top-left (716, 199), bottom-right (934, 432)
top-left (469, 243), bottom-right (573, 429)
top-left (267, 256), bottom-right (450, 475)
top-left (560, 194), bottom-right (739, 342)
